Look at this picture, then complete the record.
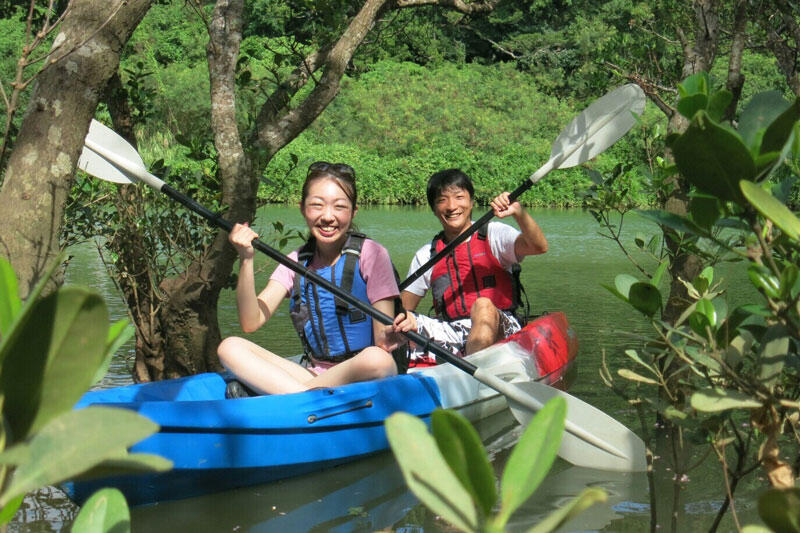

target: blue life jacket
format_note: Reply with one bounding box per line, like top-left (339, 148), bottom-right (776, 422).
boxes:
top-left (289, 232), bottom-right (374, 363)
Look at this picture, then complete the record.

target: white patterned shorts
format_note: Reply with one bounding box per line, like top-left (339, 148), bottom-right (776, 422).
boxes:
top-left (410, 311), bottom-right (522, 365)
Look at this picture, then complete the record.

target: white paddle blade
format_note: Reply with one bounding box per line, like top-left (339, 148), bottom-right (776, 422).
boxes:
top-left (509, 380), bottom-right (648, 472)
top-left (78, 120), bottom-right (145, 184)
top-left (550, 84), bottom-right (646, 170)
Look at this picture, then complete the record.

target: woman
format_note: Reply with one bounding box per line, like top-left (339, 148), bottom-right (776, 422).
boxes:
top-left (217, 162), bottom-right (405, 395)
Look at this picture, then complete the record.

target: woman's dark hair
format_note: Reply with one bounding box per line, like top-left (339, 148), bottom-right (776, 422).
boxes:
top-left (426, 169), bottom-right (474, 210)
top-left (302, 161), bottom-right (357, 208)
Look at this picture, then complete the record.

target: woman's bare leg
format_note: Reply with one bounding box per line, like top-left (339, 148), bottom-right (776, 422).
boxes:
top-left (305, 347), bottom-right (397, 389)
top-left (217, 337), bottom-right (314, 394)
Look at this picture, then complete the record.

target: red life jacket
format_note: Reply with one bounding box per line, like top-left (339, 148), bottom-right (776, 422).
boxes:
top-left (429, 224), bottom-right (518, 321)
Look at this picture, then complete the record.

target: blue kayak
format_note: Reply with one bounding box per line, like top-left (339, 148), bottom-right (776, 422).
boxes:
top-left (63, 313), bottom-right (577, 505)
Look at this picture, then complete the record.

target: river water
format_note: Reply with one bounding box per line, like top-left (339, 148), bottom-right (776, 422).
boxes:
top-left (15, 205), bottom-right (766, 532)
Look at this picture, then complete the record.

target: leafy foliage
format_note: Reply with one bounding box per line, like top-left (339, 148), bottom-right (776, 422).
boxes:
top-left (386, 402), bottom-right (607, 532)
top-left (0, 256), bottom-right (170, 527)
top-left (593, 78), bottom-right (800, 529)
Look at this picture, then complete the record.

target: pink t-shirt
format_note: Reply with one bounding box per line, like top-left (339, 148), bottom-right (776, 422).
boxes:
top-left (269, 239), bottom-right (399, 303)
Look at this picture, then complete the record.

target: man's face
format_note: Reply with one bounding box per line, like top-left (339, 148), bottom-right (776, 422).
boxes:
top-left (433, 185), bottom-right (474, 237)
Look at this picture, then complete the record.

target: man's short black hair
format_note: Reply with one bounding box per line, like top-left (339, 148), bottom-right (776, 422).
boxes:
top-left (426, 169), bottom-right (474, 210)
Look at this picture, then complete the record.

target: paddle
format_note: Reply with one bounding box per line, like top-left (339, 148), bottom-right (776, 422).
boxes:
top-left (78, 118), bottom-right (646, 472)
top-left (399, 83), bottom-right (646, 291)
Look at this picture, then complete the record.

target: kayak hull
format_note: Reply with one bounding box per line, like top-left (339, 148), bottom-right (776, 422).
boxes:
top-left (63, 312), bottom-right (577, 505)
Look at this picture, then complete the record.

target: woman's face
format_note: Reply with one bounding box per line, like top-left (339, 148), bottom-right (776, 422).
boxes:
top-left (301, 177), bottom-right (356, 248)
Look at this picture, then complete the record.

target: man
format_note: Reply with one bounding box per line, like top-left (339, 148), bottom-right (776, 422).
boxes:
top-left (394, 169), bottom-right (548, 364)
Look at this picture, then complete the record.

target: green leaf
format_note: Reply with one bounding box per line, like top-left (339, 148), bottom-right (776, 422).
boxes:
top-left (748, 264), bottom-right (781, 299)
top-left (524, 487), bottom-right (607, 533)
top-left (689, 194), bottom-right (722, 230)
top-left (0, 406), bottom-right (161, 506)
top-left (496, 397), bottom-right (566, 527)
top-left (759, 325), bottom-right (790, 389)
top-left (618, 368), bottom-right (659, 385)
top-left (385, 413), bottom-right (478, 532)
top-left (0, 252), bottom-right (67, 369)
top-left (739, 91), bottom-right (791, 149)
top-left (741, 180), bottom-right (800, 240)
top-left (651, 260), bottom-right (668, 287)
top-left (431, 409), bottom-right (496, 517)
top-left (70, 488), bottom-right (130, 533)
top-left (689, 298), bottom-right (717, 337)
top-left (722, 332), bottom-right (755, 368)
top-left (677, 94), bottom-right (708, 120)
top-left (623, 349), bottom-right (656, 373)
top-left (758, 487), bottom-right (800, 533)
top-left (72, 452), bottom-right (172, 482)
top-left (690, 389), bottom-right (762, 412)
top-left (670, 111), bottom-right (755, 205)
top-left (706, 90), bottom-right (733, 122)
top-left (0, 494), bottom-right (23, 526)
top-left (0, 257), bottom-right (21, 339)
top-left (761, 98), bottom-right (800, 156)
top-left (678, 72), bottom-right (709, 98)
top-left (93, 320), bottom-right (134, 385)
top-left (0, 287), bottom-right (109, 441)
top-left (629, 282), bottom-right (662, 317)
top-left (613, 274), bottom-right (638, 299)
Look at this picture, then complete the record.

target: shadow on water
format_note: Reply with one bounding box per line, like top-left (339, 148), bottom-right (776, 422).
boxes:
top-left (20, 206), bottom-right (766, 531)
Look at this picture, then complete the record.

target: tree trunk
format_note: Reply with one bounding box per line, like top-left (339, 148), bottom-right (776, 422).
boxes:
top-left (0, 0), bottom-right (151, 297)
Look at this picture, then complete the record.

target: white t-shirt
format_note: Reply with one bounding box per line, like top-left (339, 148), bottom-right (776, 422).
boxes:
top-left (404, 221), bottom-right (521, 297)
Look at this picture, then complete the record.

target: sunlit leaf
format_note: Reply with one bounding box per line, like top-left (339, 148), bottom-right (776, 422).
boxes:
top-left (689, 298), bottom-right (717, 337)
top-left (496, 397), bottom-right (566, 528)
top-left (748, 264), bottom-right (781, 299)
top-left (690, 389), bottom-right (762, 412)
top-left (431, 409), bottom-right (496, 517)
top-left (93, 320), bottom-right (134, 385)
top-left (652, 261), bottom-right (668, 287)
top-left (0, 407), bottom-right (160, 506)
top-left (524, 487), bottom-right (607, 533)
top-left (723, 332), bottom-right (755, 368)
top-left (0, 258), bottom-right (21, 339)
top-left (618, 368), bottom-right (659, 385)
top-left (70, 487), bottom-right (130, 533)
top-left (386, 413), bottom-right (478, 532)
top-left (0, 494), bottom-right (23, 526)
top-left (758, 488), bottom-right (800, 533)
top-left (614, 274), bottom-right (638, 299)
top-left (741, 180), bottom-right (800, 240)
top-left (624, 349), bottom-right (656, 373)
top-left (759, 325), bottom-right (790, 389)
